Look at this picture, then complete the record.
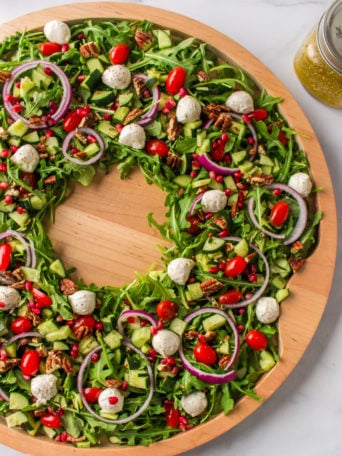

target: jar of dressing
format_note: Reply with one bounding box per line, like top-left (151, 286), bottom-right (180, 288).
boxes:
top-left (293, 0), bottom-right (342, 108)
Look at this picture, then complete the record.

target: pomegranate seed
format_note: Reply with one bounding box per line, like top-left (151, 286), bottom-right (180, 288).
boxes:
top-left (209, 170), bottom-right (216, 180)
top-left (91, 352), bottom-right (100, 362)
top-left (15, 81), bottom-right (21, 88)
top-left (28, 299), bottom-right (35, 309)
top-left (162, 107), bottom-right (170, 115)
top-left (149, 348), bottom-right (157, 357)
top-left (218, 229), bottom-right (229, 238)
top-left (0, 149), bottom-right (9, 158)
top-left (157, 320), bottom-right (164, 330)
top-left (192, 153), bottom-right (199, 159)
top-left (127, 316), bottom-right (136, 323)
top-left (225, 154), bottom-right (232, 164)
top-left (190, 170), bottom-right (198, 178)
top-left (56, 408), bottom-right (64, 417)
top-left (216, 175), bottom-right (223, 183)
top-left (120, 381), bottom-right (129, 391)
top-left (116, 124), bottom-right (123, 132)
top-left (233, 171), bottom-right (243, 180)
top-left (198, 334), bottom-right (206, 344)
top-left (242, 114), bottom-right (251, 124)
top-left (178, 87), bottom-right (187, 97)
top-left (237, 201), bottom-right (244, 209)
top-left (10, 145), bottom-right (18, 153)
top-left (143, 89), bottom-right (150, 98)
top-left (247, 136), bottom-right (255, 145)
top-left (87, 135), bottom-right (96, 144)
top-left (179, 416), bottom-right (187, 425)
top-left (0, 349), bottom-right (8, 361)
top-left (0, 164), bottom-right (7, 173)
top-left (171, 366), bottom-right (180, 375)
top-left (65, 320), bottom-right (74, 327)
top-left (45, 129), bottom-right (54, 137)
top-left (61, 44), bottom-right (69, 52)
top-left (71, 147), bottom-right (79, 155)
top-left (108, 396), bottom-right (118, 405)
top-left (209, 266), bottom-right (219, 274)
top-left (72, 343), bottom-right (78, 352)
top-left (221, 133), bottom-right (229, 144)
top-left (224, 188), bottom-right (232, 196)
top-left (103, 113), bottom-right (112, 120)
top-left (272, 188), bottom-right (282, 197)
top-left (32, 308), bottom-right (41, 315)
top-left (17, 206), bottom-right (24, 214)
top-left (205, 212), bottom-right (213, 219)
top-left (4, 196), bottom-right (12, 204)
top-left (192, 160), bottom-right (200, 169)
top-left (4, 94), bottom-right (13, 103)
top-left (239, 308), bottom-right (246, 315)
top-left (219, 261), bottom-right (226, 271)
top-left (150, 326), bottom-right (158, 335)
top-left (236, 324), bottom-right (245, 333)
top-left (12, 104), bottom-right (23, 113)
top-left (60, 431), bottom-right (68, 442)
top-left (0, 182), bottom-right (8, 190)
top-left (166, 356), bottom-right (176, 366)
top-left (25, 281), bottom-right (33, 291)
top-left (49, 101), bottom-right (58, 113)
top-left (76, 75), bottom-right (86, 83)
top-left (44, 67), bottom-right (52, 76)
top-left (248, 273), bottom-right (258, 282)
top-left (78, 33), bottom-right (85, 40)
top-left (95, 322), bottom-right (103, 331)
top-left (140, 319), bottom-right (148, 327)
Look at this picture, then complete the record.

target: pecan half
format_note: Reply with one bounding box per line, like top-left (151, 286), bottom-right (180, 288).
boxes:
top-left (218, 354), bottom-right (231, 368)
top-left (43, 175), bottom-right (57, 185)
top-left (0, 358), bottom-right (20, 373)
top-left (45, 350), bottom-right (73, 374)
top-left (29, 116), bottom-right (44, 127)
top-left (200, 278), bottom-right (224, 295)
top-left (123, 108), bottom-right (143, 125)
top-left (289, 257), bottom-right (306, 272)
top-left (203, 103), bottom-right (231, 121)
top-left (79, 111), bottom-right (101, 128)
top-left (134, 29), bottom-right (154, 50)
top-left (167, 115), bottom-right (182, 141)
top-left (204, 331), bottom-right (216, 341)
top-left (166, 151), bottom-right (182, 169)
top-left (247, 173), bottom-right (274, 186)
top-left (73, 324), bottom-right (92, 340)
top-left (0, 71), bottom-right (11, 83)
top-left (213, 215), bottom-right (227, 230)
top-left (79, 41), bottom-right (99, 58)
top-left (132, 75), bottom-right (147, 96)
top-left (290, 241), bottom-right (304, 254)
top-left (104, 379), bottom-right (122, 388)
top-left (0, 127), bottom-right (9, 141)
top-left (60, 278), bottom-right (78, 296)
top-left (197, 70), bottom-right (209, 82)
top-left (184, 329), bottom-right (199, 340)
top-left (214, 112), bottom-right (232, 132)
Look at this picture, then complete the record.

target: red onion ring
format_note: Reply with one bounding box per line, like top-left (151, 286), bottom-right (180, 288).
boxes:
top-left (77, 341), bottom-right (154, 424)
top-left (247, 197), bottom-right (286, 240)
top-left (197, 153), bottom-right (239, 176)
top-left (117, 310), bottom-right (158, 338)
top-left (3, 60), bottom-right (72, 129)
top-left (179, 307), bottom-right (238, 384)
top-left (189, 191), bottom-right (205, 216)
top-left (133, 74), bottom-right (161, 127)
top-left (0, 230), bottom-right (36, 268)
top-left (62, 127), bottom-right (105, 165)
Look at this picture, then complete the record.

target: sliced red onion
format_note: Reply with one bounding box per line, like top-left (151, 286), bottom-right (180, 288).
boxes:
top-left (62, 127), bottom-right (105, 165)
top-left (0, 230), bottom-right (36, 268)
top-left (117, 309), bottom-right (158, 338)
top-left (189, 191), bottom-right (205, 216)
top-left (2, 331), bottom-right (42, 347)
top-left (133, 74), bottom-right (161, 127)
top-left (179, 307), bottom-right (239, 384)
top-left (248, 197), bottom-right (286, 240)
top-left (3, 60), bottom-right (72, 129)
top-left (197, 153), bottom-right (239, 176)
top-left (77, 341), bottom-right (154, 424)
top-left (0, 389), bottom-right (9, 402)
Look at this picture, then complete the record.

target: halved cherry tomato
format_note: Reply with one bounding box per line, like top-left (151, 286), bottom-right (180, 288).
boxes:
top-left (193, 342), bottom-right (217, 366)
top-left (83, 387), bottom-right (103, 404)
top-left (269, 201), bottom-right (290, 227)
top-left (31, 288), bottom-right (53, 308)
top-left (145, 139), bottom-right (169, 157)
top-left (109, 43), bottom-right (130, 64)
top-left (38, 42), bottom-right (62, 56)
top-left (10, 317), bottom-right (32, 335)
top-left (156, 300), bottom-right (178, 321)
top-left (165, 403), bottom-right (180, 427)
top-left (63, 110), bottom-right (83, 132)
top-left (165, 67), bottom-right (186, 95)
top-left (245, 329), bottom-right (268, 350)
top-left (218, 289), bottom-right (243, 305)
top-left (224, 256), bottom-right (247, 278)
top-left (0, 243), bottom-right (11, 271)
top-left (73, 315), bottom-right (96, 331)
top-left (20, 349), bottom-right (40, 376)
top-left (40, 414), bottom-right (62, 429)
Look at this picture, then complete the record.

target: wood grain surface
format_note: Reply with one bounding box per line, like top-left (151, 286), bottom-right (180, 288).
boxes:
top-left (0, 3), bottom-right (337, 455)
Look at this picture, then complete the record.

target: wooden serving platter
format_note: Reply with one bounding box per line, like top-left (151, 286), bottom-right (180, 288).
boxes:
top-left (0, 3), bottom-right (337, 455)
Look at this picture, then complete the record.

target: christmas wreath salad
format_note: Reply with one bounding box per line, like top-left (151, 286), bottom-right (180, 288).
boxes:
top-left (0, 19), bottom-right (321, 448)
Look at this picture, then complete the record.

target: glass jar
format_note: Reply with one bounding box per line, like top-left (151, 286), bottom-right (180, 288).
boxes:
top-left (293, 0), bottom-right (342, 108)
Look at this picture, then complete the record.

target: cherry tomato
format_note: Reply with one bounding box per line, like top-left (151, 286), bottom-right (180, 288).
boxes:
top-left (0, 243), bottom-right (11, 271)
top-left (20, 349), bottom-right (40, 376)
top-left (31, 288), bottom-right (53, 308)
top-left (277, 131), bottom-right (288, 146)
top-left (83, 387), bottom-right (103, 404)
top-left (269, 201), bottom-right (290, 227)
top-left (73, 315), bottom-right (96, 331)
top-left (109, 43), bottom-right (130, 64)
top-left (185, 215), bottom-right (202, 235)
top-left (10, 317), bottom-right (32, 335)
top-left (145, 139), bottom-right (169, 157)
top-left (218, 289), bottom-right (243, 305)
top-left (193, 342), bottom-right (217, 366)
top-left (156, 300), bottom-right (178, 321)
top-left (19, 172), bottom-right (36, 196)
top-left (251, 108), bottom-right (268, 121)
top-left (165, 67), bottom-right (187, 95)
top-left (63, 110), bottom-right (83, 132)
top-left (38, 42), bottom-right (62, 56)
top-left (40, 414), bottom-right (62, 429)
top-left (165, 404), bottom-right (180, 427)
top-left (245, 329), bottom-right (268, 350)
top-left (224, 256), bottom-right (247, 278)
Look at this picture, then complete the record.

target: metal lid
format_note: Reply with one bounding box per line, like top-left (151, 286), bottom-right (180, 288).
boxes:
top-left (317, 0), bottom-right (342, 74)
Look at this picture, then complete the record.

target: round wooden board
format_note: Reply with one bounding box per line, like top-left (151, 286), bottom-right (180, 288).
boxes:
top-left (0, 3), bottom-right (337, 455)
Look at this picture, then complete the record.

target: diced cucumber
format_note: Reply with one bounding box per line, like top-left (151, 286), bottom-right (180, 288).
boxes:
top-left (179, 154), bottom-right (192, 174)
top-left (97, 120), bottom-right (118, 139)
top-left (45, 325), bottom-right (72, 342)
top-left (86, 57), bottom-right (104, 74)
top-left (112, 106), bottom-right (130, 123)
top-left (276, 288), bottom-right (290, 303)
top-left (75, 442), bottom-right (91, 448)
top-left (169, 317), bottom-right (187, 336)
top-left (43, 425), bottom-right (57, 439)
top-left (32, 66), bottom-right (52, 88)
top-left (239, 160), bottom-right (254, 174)
top-left (84, 142), bottom-right (100, 158)
top-left (124, 370), bottom-right (148, 389)
top-left (155, 29), bottom-right (172, 49)
top-left (81, 68), bottom-right (102, 91)
top-left (79, 335), bottom-right (100, 354)
top-left (196, 138), bottom-right (211, 154)
top-left (118, 92), bottom-right (133, 106)
top-left (191, 178), bottom-right (211, 189)
top-left (271, 258), bottom-right (291, 277)
top-left (203, 236), bottom-right (225, 253)
top-left (202, 314), bottom-right (226, 332)
top-left (184, 120), bottom-right (202, 137)
top-left (103, 329), bottom-right (122, 349)
top-left (90, 90), bottom-right (115, 106)
top-left (5, 342), bottom-right (17, 358)
top-left (22, 131), bottom-right (40, 143)
top-left (131, 327), bottom-right (151, 349)
top-left (9, 210), bottom-right (30, 227)
top-left (45, 136), bottom-right (59, 154)
top-left (30, 193), bottom-right (47, 211)
top-left (53, 341), bottom-right (69, 351)
top-left (195, 253), bottom-right (213, 272)
top-left (271, 275), bottom-right (287, 289)
top-left (19, 76), bottom-right (35, 98)
top-left (8, 136), bottom-right (21, 147)
top-left (233, 238), bottom-right (249, 257)
top-left (229, 120), bottom-right (246, 136)
top-left (259, 154), bottom-right (274, 166)
top-left (7, 119), bottom-right (29, 138)
top-left (6, 411), bottom-right (28, 428)
top-left (20, 266), bottom-right (40, 283)
top-left (0, 200), bottom-right (15, 213)
top-left (259, 350), bottom-right (276, 371)
top-left (9, 392), bottom-right (29, 410)
top-left (37, 319), bottom-right (59, 336)
top-left (217, 339), bottom-right (230, 355)
top-left (231, 150), bottom-right (247, 165)
top-left (208, 180), bottom-right (223, 191)
top-left (49, 259), bottom-right (66, 278)
top-left (186, 282), bottom-right (203, 301)
top-left (173, 174), bottom-right (192, 188)
top-left (196, 130), bottom-right (207, 147)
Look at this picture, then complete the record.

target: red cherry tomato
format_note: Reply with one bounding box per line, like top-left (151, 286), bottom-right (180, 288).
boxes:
top-left (83, 387), bottom-right (103, 404)
top-left (10, 317), bottom-right (32, 335)
top-left (251, 108), bottom-right (268, 121)
top-left (269, 201), bottom-right (290, 227)
top-left (156, 300), bottom-right (178, 321)
top-left (31, 288), bottom-right (53, 308)
top-left (193, 342), bottom-right (217, 366)
top-left (245, 329), bottom-right (268, 350)
top-left (73, 315), bottom-right (96, 331)
top-left (38, 42), bottom-right (62, 56)
top-left (109, 43), bottom-right (130, 64)
top-left (165, 404), bottom-right (180, 427)
top-left (63, 110), bottom-right (83, 132)
top-left (145, 139), bottom-right (169, 157)
top-left (20, 349), bottom-right (40, 376)
top-left (218, 289), bottom-right (243, 305)
top-left (165, 67), bottom-right (187, 95)
top-left (277, 131), bottom-right (288, 146)
top-left (224, 256), bottom-right (247, 278)
top-left (0, 243), bottom-right (11, 271)
top-left (40, 414), bottom-right (62, 429)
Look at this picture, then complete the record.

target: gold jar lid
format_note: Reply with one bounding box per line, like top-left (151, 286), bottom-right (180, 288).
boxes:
top-left (317, 0), bottom-right (342, 74)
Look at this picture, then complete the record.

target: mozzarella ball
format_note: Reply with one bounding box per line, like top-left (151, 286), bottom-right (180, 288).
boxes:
top-left (167, 258), bottom-right (195, 285)
top-left (68, 290), bottom-right (96, 315)
top-left (255, 296), bottom-right (280, 324)
top-left (225, 90), bottom-right (254, 113)
top-left (31, 374), bottom-right (58, 407)
top-left (98, 388), bottom-right (124, 413)
top-left (102, 65), bottom-right (131, 90)
top-left (0, 286), bottom-right (21, 311)
top-left (288, 172), bottom-right (312, 198)
top-left (10, 144), bottom-right (40, 173)
top-left (119, 124), bottom-right (146, 149)
top-left (201, 189), bottom-right (228, 213)
top-left (181, 391), bottom-right (208, 417)
top-left (176, 95), bottom-right (201, 123)
top-left (152, 329), bottom-right (181, 357)
top-left (43, 20), bottom-right (71, 44)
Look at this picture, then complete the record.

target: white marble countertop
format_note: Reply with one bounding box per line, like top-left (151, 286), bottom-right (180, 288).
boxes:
top-left (0, 1), bottom-right (340, 455)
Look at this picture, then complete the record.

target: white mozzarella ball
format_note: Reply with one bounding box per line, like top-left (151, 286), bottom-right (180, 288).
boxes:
top-left (255, 296), bottom-right (280, 324)
top-left (10, 144), bottom-right (40, 173)
top-left (288, 172), bottom-right (312, 198)
top-left (167, 258), bottom-right (195, 285)
top-left (225, 90), bottom-right (254, 113)
top-left (43, 20), bottom-right (71, 44)
top-left (68, 290), bottom-right (96, 315)
top-left (118, 124), bottom-right (146, 149)
top-left (201, 189), bottom-right (228, 213)
top-left (98, 387), bottom-right (124, 413)
top-left (102, 65), bottom-right (131, 90)
top-left (181, 391), bottom-right (208, 417)
top-left (0, 286), bottom-right (21, 311)
top-left (176, 95), bottom-right (201, 123)
top-left (31, 374), bottom-right (58, 406)
top-left (152, 329), bottom-right (181, 357)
